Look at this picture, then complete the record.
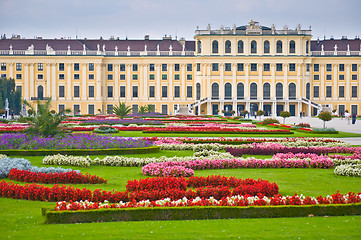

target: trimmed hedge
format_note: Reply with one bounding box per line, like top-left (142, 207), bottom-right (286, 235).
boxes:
top-left (0, 146), bottom-right (160, 156)
top-left (42, 203), bottom-right (361, 224)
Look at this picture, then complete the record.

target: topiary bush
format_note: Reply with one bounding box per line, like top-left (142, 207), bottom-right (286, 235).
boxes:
top-left (261, 118), bottom-right (280, 125)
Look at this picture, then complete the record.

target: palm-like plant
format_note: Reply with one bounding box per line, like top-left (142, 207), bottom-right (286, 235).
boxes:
top-left (138, 105), bottom-right (147, 115)
top-left (113, 102), bottom-right (132, 119)
top-left (145, 104), bottom-right (155, 113)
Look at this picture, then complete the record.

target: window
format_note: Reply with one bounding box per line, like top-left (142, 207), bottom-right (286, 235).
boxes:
top-left (187, 74), bottom-right (192, 80)
top-left (89, 74), bottom-right (94, 80)
top-left (187, 86), bottom-right (193, 98)
top-left (119, 64), bottom-right (125, 71)
top-left (107, 74), bottom-right (113, 80)
top-left (37, 74), bottom-right (43, 80)
top-left (88, 86), bottom-right (94, 98)
top-left (212, 40), bottom-right (218, 54)
top-left (212, 83), bottom-right (219, 99)
top-left (107, 86), bottom-right (113, 98)
top-left (88, 105), bottom-right (94, 115)
top-left (224, 83), bottom-right (232, 99)
top-left (306, 64), bottom-right (310, 72)
top-left (162, 64), bottom-right (167, 71)
top-left (74, 63), bottom-right (79, 71)
top-left (37, 85), bottom-right (43, 100)
top-left (197, 41), bottom-right (202, 54)
top-left (161, 105), bottom-right (168, 114)
top-left (59, 63), bottom-right (64, 71)
top-left (326, 64), bottom-right (332, 71)
top-left (120, 86), bottom-right (126, 98)
top-left (306, 41), bottom-right (309, 54)
top-left (174, 74), bottom-right (180, 80)
top-left (149, 64), bottom-right (155, 71)
top-left (149, 74), bottom-right (154, 80)
top-left (89, 63), bottom-right (94, 71)
top-left (174, 64), bottom-right (180, 71)
top-left (1, 63), bottom-right (6, 71)
top-left (1, 74), bottom-right (6, 78)
top-left (132, 64), bottom-right (138, 71)
top-left (339, 86), bottom-right (345, 98)
top-left (339, 75), bottom-right (344, 80)
top-left (196, 83), bottom-right (201, 100)
top-left (352, 86), bottom-right (358, 98)
top-left (132, 105), bottom-right (138, 114)
top-left (289, 40), bottom-right (296, 53)
top-left (225, 40), bottom-right (231, 53)
top-left (339, 64), bottom-right (344, 71)
top-left (132, 74), bottom-right (138, 80)
top-left (238, 40), bottom-right (244, 53)
top-left (149, 86), bottom-right (155, 98)
top-left (162, 74), bottom-right (167, 80)
top-left (74, 105), bottom-right (80, 115)
top-left (263, 63), bottom-right (270, 71)
top-left (250, 83), bottom-right (257, 99)
top-left (119, 74), bottom-right (125, 80)
top-left (16, 63), bottom-right (22, 71)
top-left (313, 86), bottom-right (319, 98)
top-left (237, 63), bottom-right (244, 71)
top-left (306, 83), bottom-right (310, 100)
top-left (197, 63), bottom-right (201, 72)
top-left (237, 83), bottom-right (244, 99)
top-left (250, 63), bottom-right (257, 71)
top-left (251, 40), bottom-right (257, 54)
top-left (59, 74), bottom-right (65, 80)
top-left (289, 63), bottom-right (296, 72)
top-left (74, 74), bottom-right (80, 80)
top-left (326, 86), bottom-right (332, 98)
top-left (59, 104), bottom-right (65, 113)
top-left (326, 75), bottom-right (332, 80)
top-left (264, 41), bottom-right (270, 54)
top-left (212, 63), bottom-right (219, 71)
top-left (276, 64), bottom-right (283, 71)
top-left (59, 86), bottom-right (65, 98)
top-left (352, 64), bottom-right (357, 72)
top-left (276, 41), bottom-right (282, 53)
top-left (37, 63), bottom-right (43, 71)
top-left (276, 83), bottom-right (283, 99)
top-left (73, 86), bottom-right (80, 98)
top-left (187, 64), bottom-right (192, 71)
top-left (132, 86), bottom-right (138, 98)
top-left (174, 86), bottom-right (180, 98)
top-left (225, 63), bottom-right (232, 71)
top-left (314, 75), bottom-right (319, 80)
top-left (16, 74), bottom-right (22, 79)
top-left (106, 105), bottom-right (113, 114)
top-left (313, 64), bottom-right (319, 72)
top-left (162, 86), bottom-right (168, 98)
top-left (16, 86), bottom-right (22, 96)
top-left (263, 83), bottom-right (270, 100)
top-left (352, 74), bottom-right (358, 80)
top-left (107, 64), bottom-right (113, 71)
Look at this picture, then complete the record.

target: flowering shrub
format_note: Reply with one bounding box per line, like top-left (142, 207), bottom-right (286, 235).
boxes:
top-left (8, 169), bottom-right (107, 184)
top-left (334, 164), bottom-right (361, 177)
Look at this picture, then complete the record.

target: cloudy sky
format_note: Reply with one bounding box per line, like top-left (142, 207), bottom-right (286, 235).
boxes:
top-left (1, 0), bottom-right (360, 41)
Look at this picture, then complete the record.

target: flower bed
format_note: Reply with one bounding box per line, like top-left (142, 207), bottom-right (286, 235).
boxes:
top-left (334, 164), bottom-right (361, 177)
top-left (79, 119), bottom-right (163, 126)
top-left (8, 168), bottom-right (107, 184)
top-left (143, 126), bottom-right (292, 134)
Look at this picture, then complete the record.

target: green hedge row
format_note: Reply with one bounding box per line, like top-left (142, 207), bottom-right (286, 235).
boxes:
top-left (143, 131), bottom-right (293, 134)
top-left (182, 140), bottom-right (265, 145)
top-left (43, 203), bottom-right (361, 224)
top-left (0, 146), bottom-right (160, 156)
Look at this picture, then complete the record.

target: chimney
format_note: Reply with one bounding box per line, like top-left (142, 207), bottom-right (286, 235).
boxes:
top-left (144, 34), bottom-right (149, 40)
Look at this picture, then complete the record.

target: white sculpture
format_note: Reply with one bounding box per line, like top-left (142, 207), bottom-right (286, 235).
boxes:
top-left (103, 45), bottom-right (105, 52)
top-left (67, 45), bottom-right (71, 51)
top-left (83, 44), bottom-right (86, 51)
top-left (27, 44), bottom-right (34, 51)
top-left (97, 44), bottom-right (100, 51)
top-left (115, 46), bottom-right (118, 51)
top-left (347, 44), bottom-right (350, 51)
top-left (321, 45), bottom-right (324, 51)
top-left (9, 45), bottom-right (12, 50)
top-left (127, 46), bottom-right (130, 52)
top-left (144, 45), bottom-right (147, 51)
top-left (169, 45), bottom-right (173, 51)
top-left (157, 44), bottom-right (159, 52)
top-left (334, 44), bottom-right (338, 51)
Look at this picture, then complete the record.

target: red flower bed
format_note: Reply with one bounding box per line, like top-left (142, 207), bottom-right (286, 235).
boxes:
top-left (8, 169), bottom-right (107, 184)
top-left (143, 126), bottom-right (291, 134)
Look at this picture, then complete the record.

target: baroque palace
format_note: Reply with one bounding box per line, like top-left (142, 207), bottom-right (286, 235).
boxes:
top-left (0, 20), bottom-right (360, 116)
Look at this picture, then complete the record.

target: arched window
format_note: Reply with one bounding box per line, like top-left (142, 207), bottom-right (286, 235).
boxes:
top-left (238, 40), bottom-right (244, 53)
top-left (289, 40), bottom-right (295, 53)
top-left (276, 40), bottom-right (283, 53)
top-left (251, 40), bottom-right (257, 54)
top-left (196, 83), bottom-right (201, 100)
top-left (37, 85), bottom-right (43, 100)
top-left (306, 83), bottom-right (310, 100)
top-left (306, 41), bottom-right (309, 54)
top-left (197, 41), bottom-right (201, 54)
top-left (225, 83), bottom-right (232, 99)
top-left (264, 40), bottom-right (270, 54)
top-left (276, 83), bottom-right (283, 99)
top-left (211, 82), bottom-right (219, 99)
top-left (263, 83), bottom-right (270, 100)
top-left (289, 83), bottom-right (296, 99)
top-left (237, 82), bottom-right (244, 99)
top-left (225, 40), bottom-right (231, 53)
top-left (250, 82), bottom-right (257, 99)
top-left (212, 40), bottom-right (218, 54)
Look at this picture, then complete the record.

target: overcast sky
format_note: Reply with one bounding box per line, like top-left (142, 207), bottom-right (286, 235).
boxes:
top-left (1, 0), bottom-right (360, 41)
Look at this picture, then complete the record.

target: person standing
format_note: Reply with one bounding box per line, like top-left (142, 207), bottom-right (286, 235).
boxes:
top-left (344, 110), bottom-right (351, 124)
top-left (352, 113), bottom-right (357, 124)
top-left (299, 111), bottom-right (302, 118)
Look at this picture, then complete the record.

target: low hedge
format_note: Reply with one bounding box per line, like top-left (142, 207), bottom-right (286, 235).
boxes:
top-left (0, 146), bottom-right (160, 156)
top-left (42, 203), bottom-right (361, 224)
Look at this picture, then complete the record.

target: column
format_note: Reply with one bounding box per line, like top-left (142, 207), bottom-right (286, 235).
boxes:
top-left (143, 64), bottom-right (148, 100)
top-left (232, 63), bottom-right (237, 100)
top-left (298, 102), bottom-right (301, 115)
top-left (272, 101), bottom-right (276, 117)
top-left (51, 63), bottom-right (56, 100)
top-left (359, 64), bottom-right (361, 101)
top-left (101, 64), bottom-right (106, 101)
top-left (30, 63), bottom-right (35, 99)
top-left (66, 63), bottom-right (72, 101)
top-left (320, 64), bottom-right (325, 100)
top-left (207, 64), bottom-right (211, 98)
top-left (181, 64), bottom-right (186, 100)
top-left (9, 63), bottom-right (14, 79)
top-left (96, 63), bottom-right (101, 101)
top-left (82, 63), bottom-right (87, 101)
top-left (346, 64), bottom-right (351, 100)
top-left (333, 64), bottom-right (338, 100)
top-left (258, 63), bottom-right (263, 100)
top-left (126, 64), bottom-right (131, 101)
top-left (283, 63), bottom-right (288, 100)
top-left (244, 63), bottom-right (249, 100)
top-left (46, 63), bottom-right (51, 97)
top-left (219, 63), bottom-right (224, 100)
top-left (139, 64), bottom-right (144, 103)
top-left (296, 64), bottom-right (301, 98)
top-left (114, 64), bottom-right (119, 99)
top-left (156, 64), bottom-right (161, 101)
top-left (169, 64), bottom-right (173, 100)
top-left (271, 64), bottom-right (276, 99)
top-left (24, 63), bottom-right (29, 100)
top-left (207, 101), bottom-right (211, 115)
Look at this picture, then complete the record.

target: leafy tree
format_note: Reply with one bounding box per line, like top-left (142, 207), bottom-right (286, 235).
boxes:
top-left (112, 102), bottom-right (132, 119)
top-left (241, 110), bottom-right (249, 117)
top-left (280, 111), bottom-right (291, 124)
top-left (257, 110), bottom-right (265, 119)
top-left (318, 111), bottom-right (332, 128)
top-left (138, 105), bottom-right (147, 115)
top-left (0, 78), bottom-right (21, 114)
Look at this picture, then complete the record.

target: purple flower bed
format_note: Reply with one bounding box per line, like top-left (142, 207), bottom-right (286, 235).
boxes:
top-left (0, 133), bottom-right (152, 150)
top-left (80, 119), bottom-right (163, 126)
top-left (128, 112), bottom-right (167, 118)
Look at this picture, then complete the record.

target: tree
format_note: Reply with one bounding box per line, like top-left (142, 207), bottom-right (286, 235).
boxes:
top-left (280, 111), bottom-right (291, 124)
top-left (138, 105), bottom-right (147, 115)
top-left (22, 98), bottom-right (70, 136)
top-left (318, 111), bottom-right (332, 128)
top-left (145, 104), bottom-right (155, 113)
top-left (112, 102), bottom-right (132, 119)
top-left (0, 78), bottom-right (21, 114)
top-left (257, 110), bottom-right (265, 120)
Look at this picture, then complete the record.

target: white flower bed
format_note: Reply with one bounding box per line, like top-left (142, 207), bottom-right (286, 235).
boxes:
top-left (43, 154), bottom-right (92, 167)
top-left (334, 164), bottom-right (361, 177)
top-left (0, 154), bottom-right (7, 160)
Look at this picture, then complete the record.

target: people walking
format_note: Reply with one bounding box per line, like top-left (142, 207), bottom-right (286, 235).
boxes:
top-left (352, 113), bottom-right (357, 125)
top-left (344, 110), bottom-right (351, 124)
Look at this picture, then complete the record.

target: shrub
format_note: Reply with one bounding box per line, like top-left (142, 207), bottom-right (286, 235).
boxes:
top-left (93, 126), bottom-right (119, 134)
top-left (261, 118), bottom-right (279, 125)
top-left (318, 111), bottom-right (333, 128)
top-left (312, 128), bottom-right (338, 134)
top-left (280, 111), bottom-right (291, 124)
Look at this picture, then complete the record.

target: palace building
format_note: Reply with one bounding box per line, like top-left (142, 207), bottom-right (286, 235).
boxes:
top-left (0, 20), bottom-right (360, 116)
